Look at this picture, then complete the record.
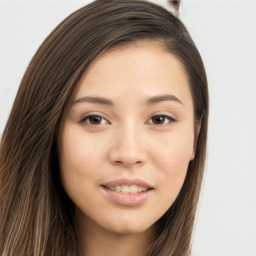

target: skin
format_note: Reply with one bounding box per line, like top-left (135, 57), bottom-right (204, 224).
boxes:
top-left (59, 41), bottom-right (196, 256)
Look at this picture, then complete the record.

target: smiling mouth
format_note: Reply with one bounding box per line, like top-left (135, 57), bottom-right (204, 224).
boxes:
top-left (101, 185), bottom-right (153, 194)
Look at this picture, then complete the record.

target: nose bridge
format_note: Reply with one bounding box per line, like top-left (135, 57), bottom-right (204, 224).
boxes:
top-left (108, 119), bottom-right (146, 167)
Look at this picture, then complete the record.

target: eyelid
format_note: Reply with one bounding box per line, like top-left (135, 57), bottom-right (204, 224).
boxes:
top-left (147, 114), bottom-right (177, 125)
top-left (78, 113), bottom-right (177, 126)
top-left (79, 113), bottom-right (110, 125)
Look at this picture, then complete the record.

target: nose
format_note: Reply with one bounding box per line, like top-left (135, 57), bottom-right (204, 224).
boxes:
top-left (108, 123), bottom-right (147, 168)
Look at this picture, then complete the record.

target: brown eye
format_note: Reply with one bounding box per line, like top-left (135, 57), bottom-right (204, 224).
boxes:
top-left (150, 115), bottom-right (176, 125)
top-left (88, 115), bottom-right (102, 124)
top-left (80, 115), bottom-right (108, 125)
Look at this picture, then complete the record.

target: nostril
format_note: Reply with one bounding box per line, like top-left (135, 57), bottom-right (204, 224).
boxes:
top-left (108, 145), bottom-right (147, 167)
top-left (112, 160), bottom-right (143, 167)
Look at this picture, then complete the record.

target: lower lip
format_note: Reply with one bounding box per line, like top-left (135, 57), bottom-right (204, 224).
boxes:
top-left (102, 187), bottom-right (153, 206)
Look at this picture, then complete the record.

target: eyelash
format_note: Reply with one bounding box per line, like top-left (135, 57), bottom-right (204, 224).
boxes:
top-left (79, 114), bottom-right (176, 126)
top-left (148, 115), bottom-right (176, 125)
top-left (79, 115), bottom-right (109, 126)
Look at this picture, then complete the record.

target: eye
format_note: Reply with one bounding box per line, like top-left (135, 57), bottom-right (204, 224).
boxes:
top-left (80, 115), bottom-right (109, 125)
top-left (148, 115), bottom-right (176, 125)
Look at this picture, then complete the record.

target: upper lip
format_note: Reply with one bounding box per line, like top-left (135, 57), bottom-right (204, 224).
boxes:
top-left (102, 178), bottom-right (154, 188)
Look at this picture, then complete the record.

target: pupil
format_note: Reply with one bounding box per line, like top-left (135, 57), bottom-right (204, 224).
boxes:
top-left (89, 116), bottom-right (101, 124)
top-left (152, 116), bottom-right (164, 124)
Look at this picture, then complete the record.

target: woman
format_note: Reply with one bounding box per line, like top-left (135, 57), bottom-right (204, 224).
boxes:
top-left (0, 1), bottom-right (209, 255)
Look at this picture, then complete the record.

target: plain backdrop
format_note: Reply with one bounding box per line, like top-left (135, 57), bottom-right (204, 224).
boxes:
top-left (0, 0), bottom-right (255, 255)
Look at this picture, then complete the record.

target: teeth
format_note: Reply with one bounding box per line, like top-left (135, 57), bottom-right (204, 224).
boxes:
top-left (122, 185), bottom-right (129, 193)
top-left (107, 185), bottom-right (149, 193)
top-left (137, 186), bottom-right (143, 193)
top-left (129, 185), bottom-right (137, 193)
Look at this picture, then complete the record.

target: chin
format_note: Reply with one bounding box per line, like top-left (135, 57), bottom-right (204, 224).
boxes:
top-left (110, 226), bottom-right (145, 236)
top-left (76, 206), bottom-right (157, 237)
top-left (102, 218), bottom-right (155, 236)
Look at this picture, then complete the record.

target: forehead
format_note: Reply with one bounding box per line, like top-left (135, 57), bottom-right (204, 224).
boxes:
top-left (73, 41), bottom-right (192, 107)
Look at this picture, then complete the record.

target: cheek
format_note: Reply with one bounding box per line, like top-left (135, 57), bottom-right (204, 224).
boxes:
top-left (150, 129), bottom-right (194, 207)
top-left (151, 127), bottom-right (194, 174)
top-left (60, 122), bottom-right (107, 171)
top-left (58, 125), bottom-right (102, 200)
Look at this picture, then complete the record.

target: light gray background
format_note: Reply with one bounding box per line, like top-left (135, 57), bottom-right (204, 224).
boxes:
top-left (0, 0), bottom-right (255, 255)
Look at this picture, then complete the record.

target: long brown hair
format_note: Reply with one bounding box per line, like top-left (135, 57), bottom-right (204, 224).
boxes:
top-left (0, 1), bottom-right (209, 255)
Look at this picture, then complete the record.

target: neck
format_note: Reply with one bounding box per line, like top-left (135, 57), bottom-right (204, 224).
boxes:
top-left (75, 211), bottom-right (156, 256)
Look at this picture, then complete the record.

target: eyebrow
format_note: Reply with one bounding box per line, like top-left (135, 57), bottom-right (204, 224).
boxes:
top-left (145, 94), bottom-right (183, 105)
top-left (73, 96), bottom-right (114, 106)
top-left (72, 94), bottom-right (183, 106)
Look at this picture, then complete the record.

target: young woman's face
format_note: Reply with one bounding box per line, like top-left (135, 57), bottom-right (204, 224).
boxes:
top-left (59, 42), bottom-right (196, 236)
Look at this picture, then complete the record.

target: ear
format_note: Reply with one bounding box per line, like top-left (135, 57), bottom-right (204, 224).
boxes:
top-left (190, 123), bottom-right (201, 160)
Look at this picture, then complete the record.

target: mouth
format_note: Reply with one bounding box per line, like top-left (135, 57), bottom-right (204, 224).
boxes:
top-left (100, 178), bottom-right (154, 206)
top-left (101, 184), bottom-right (153, 194)
top-left (101, 178), bottom-right (154, 194)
